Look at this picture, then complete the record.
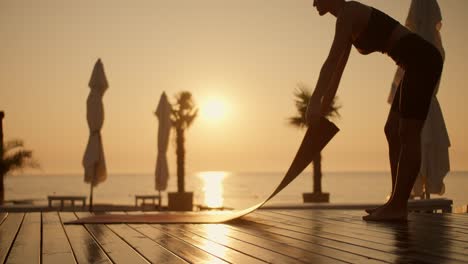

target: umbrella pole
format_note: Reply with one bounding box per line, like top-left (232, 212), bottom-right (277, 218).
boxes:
top-left (89, 184), bottom-right (94, 212)
top-left (158, 190), bottom-right (161, 210)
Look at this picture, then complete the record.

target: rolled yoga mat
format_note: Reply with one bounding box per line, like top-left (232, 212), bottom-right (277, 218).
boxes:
top-left (66, 117), bottom-right (339, 224)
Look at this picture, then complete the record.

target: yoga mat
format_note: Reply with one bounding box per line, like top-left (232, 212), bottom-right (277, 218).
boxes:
top-left (66, 117), bottom-right (339, 224)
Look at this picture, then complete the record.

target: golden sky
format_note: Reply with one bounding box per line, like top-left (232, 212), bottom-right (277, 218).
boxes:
top-left (1, 0), bottom-right (467, 174)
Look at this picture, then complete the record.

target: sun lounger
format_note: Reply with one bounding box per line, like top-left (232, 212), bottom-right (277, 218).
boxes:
top-left (47, 195), bottom-right (87, 210)
top-left (135, 194), bottom-right (161, 210)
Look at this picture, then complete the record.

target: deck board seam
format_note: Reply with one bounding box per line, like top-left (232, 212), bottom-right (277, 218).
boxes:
top-left (270, 210), bottom-right (468, 258)
top-left (3, 213), bottom-right (25, 264)
top-left (128, 223), bottom-right (208, 264)
top-left (219, 223), bottom-right (359, 264)
top-left (40, 212), bottom-right (43, 264)
top-left (175, 224), bottom-right (315, 264)
top-left (110, 224), bottom-right (189, 264)
top-left (223, 222), bottom-right (394, 262)
top-left (330, 211), bottom-right (468, 243)
top-left (256, 210), bottom-right (400, 244)
top-left (234, 219), bottom-right (392, 263)
top-left (151, 224), bottom-right (269, 264)
top-left (149, 224), bottom-right (236, 263)
top-left (119, 211), bottom-right (189, 263)
top-left (56, 211), bottom-right (79, 264)
top-left (258, 210), bottom-right (468, 262)
top-left (223, 220), bottom-right (385, 264)
top-left (104, 223), bottom-right (162, 264)
top-left (341, 210), bottom-right (468, 233)
top-left (73, 212), bottom-right (116, 264)
top-left (0, 213), bottom-right (7, 226)
top-left (276, 210), bottom-right (468, 244)
top-left (221, 223), bottom-right (357, 264)
top-left (245, 213), bottom-right (400, 263)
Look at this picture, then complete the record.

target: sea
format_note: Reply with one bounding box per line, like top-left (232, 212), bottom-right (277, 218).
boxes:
top-left (4, 171), bottom-right (468, 210)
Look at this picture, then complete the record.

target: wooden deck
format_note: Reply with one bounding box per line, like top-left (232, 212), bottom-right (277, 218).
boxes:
top-left (0, 210), bottom-right (467, 263)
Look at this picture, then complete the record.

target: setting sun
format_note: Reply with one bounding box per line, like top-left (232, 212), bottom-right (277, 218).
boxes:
top-left (201, 98), bottom-right (228, 121)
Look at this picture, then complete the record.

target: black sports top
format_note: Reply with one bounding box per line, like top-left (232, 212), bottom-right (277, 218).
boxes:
top-left (353, 7), bottom-right (399, 55)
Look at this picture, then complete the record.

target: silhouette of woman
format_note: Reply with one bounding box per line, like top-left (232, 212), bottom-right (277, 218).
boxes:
top-left (306, 0), bottom-right (443, 221)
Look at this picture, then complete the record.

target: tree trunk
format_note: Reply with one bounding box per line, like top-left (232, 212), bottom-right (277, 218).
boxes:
top-left (312, 152), bottom-right (322, 193)
top-left (0, 173), bottom-right (4, 205)
top-left (176, 128), bottom-right (185, 193)
top-left (0, 111), bottom-right (4, 205)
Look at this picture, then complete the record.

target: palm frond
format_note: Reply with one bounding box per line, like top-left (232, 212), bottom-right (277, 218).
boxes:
top-left (288, 83), bottom-right (342, 127)
top-left (1, 150), bottom-right (39, 175)
top-left (324, 97), bottom-right (342, 120)
top-left (185, 109), bottom-right (198, 128)
top-left (170, 91), bottom-right (198, 130)
top-left (289, 84), bottom-right (312, 128)
top-left (4, 140), bottom-right (24, 153)
top-left (288, 117), bottom-right (306, 128)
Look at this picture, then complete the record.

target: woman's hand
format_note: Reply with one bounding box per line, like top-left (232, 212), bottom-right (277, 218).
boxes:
top-left (306, 95), bottom-right (322, 126)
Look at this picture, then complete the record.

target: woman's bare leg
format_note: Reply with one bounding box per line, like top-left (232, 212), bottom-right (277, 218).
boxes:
top-left (387, 113), bottom-right (402, 195)
top-left (365, 111), bottom-right (400, 214)
top-left (364, 118), bottom-right (424, 221)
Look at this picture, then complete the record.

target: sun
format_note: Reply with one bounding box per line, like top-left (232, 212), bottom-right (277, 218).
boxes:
top-left (201, 98), bottom-right (227, 121)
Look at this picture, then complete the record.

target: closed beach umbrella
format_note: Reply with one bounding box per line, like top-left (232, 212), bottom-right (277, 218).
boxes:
top-left (83, 59), bottom-right (109, 210)
top-left (389, 0), bottom-right (450, 197)
top-left (154, 92), bottom-right (172, 194)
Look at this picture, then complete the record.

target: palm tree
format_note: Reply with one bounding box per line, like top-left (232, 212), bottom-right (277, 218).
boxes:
top-left (0, 112), bottom-right (39, 205)
top-left (289, 84), bottom-right (340, 194)
top-left (170, 92), bottom-right (198, 193)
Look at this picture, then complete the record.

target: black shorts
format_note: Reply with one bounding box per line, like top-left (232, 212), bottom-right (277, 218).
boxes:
top-left (388, 33), bottom-right (443, 120)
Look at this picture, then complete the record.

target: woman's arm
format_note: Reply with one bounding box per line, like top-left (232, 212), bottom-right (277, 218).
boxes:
top-left (307, 12), bottom-right (352, 123)
top-left (321, 41), bottom-right (351, 114)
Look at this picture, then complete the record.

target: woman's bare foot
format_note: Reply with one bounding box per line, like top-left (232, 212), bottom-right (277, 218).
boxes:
top-left (362, 206), bottom-right (407, 222)
top-left (365, 205), bottom-right (384, 214)
top-left (365, 194), bottom-right (392, 214)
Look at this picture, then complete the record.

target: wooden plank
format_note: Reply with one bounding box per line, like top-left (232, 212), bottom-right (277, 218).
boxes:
top-left (173, 223), bottom-right (349, 264)
top-left (155, 224), bottom-right (272, 264)
top-left (269, 210), bottom-right (399, 240)
top-left (0, 213), bottom-right (24, 263)
top-left (451, 212), bottom-right (468, 218)
top-left (259, 210), bottom-right (468, 263)
top-left (442, 215), bottom-right (468, 229)
top-left (273, 210), bottom-right (468, 255)
top-left (408, 214), bottom-right (468, 231)
top-left (107, 224), bottom-right (188, 264)
top-left (6, 213), bottom-right (41, 263)
top-left (130, 224), bottom-right (228, 264)
top-left (268, 212), bottom-right (468, 263)
top-left (337, 210), bottom-right (468, 233)
top-left (284, 210), bottom-right (468, 244)
top-left (0, 213), bottom-right (7, 225)
top-left (75, 212), bottom-right (149, 264)
top-left (42, 212), bottom-right (76, 264)
top-left (442, 214), bottom-right (468, 224)
top-left (60, 212), bottom-right (112, 264)
top-left (244, 211), bottom-right (405, 263)
top-left (156, 225), bottom-right (304, 263)
top-left (160, 223), bottom-right (310, 264)
top-left (285, 209), bottom-right (468, 242)
top-left (336, 210), bottom-right (468, 245)
top-left (225, 219), bottom-right (385, 264)
top-left (258, 210), bottom-right (397, 250)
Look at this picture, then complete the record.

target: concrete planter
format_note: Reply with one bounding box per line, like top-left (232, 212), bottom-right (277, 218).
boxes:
top-left (168, 192), bottom-right (193, 211)
top-left (303, 192), bottom-right (330, 203)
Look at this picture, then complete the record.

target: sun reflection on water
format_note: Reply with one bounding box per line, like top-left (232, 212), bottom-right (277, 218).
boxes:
top-left (197, 171), bottom-right (229, 208)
